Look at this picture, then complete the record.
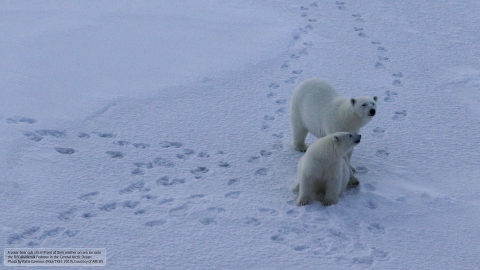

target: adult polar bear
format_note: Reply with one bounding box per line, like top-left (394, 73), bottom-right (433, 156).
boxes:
top-left (290, 78), bottom-right (377, 184)
top-left (294, 132), bottom-right (361, 206)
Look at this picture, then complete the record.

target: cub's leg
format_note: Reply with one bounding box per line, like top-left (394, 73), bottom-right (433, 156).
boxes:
top-left (345, 151), bottom-right (360, 188)
top-left (296, 176), bottom-right (315, 206)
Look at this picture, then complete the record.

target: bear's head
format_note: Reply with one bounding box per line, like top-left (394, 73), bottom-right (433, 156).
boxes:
top-left (333, 132), bottom-right (361, 154)
top-left (350, 96), bottom-right (377, 119)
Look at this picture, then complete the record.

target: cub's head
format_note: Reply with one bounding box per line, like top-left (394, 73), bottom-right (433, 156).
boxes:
top-left (333, 132), bottom-right (361, 152)
top-left (350, 96), bottom-right (377, 119)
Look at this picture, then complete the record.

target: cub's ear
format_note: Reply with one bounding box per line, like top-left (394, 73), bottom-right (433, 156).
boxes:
top-left (350, 98), bottom-right (356, 105)
top-left (334, 136), bottom-right (340, 142)
top-left (373, 96), bottom-right (378, 102)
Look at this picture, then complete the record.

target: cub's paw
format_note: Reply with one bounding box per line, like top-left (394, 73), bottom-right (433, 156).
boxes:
top-left (322, 198), bottom-right (338, 206)
top-left (296, 196), bottom-right (313, 206)
top-left (347, 175), bottom-right (360, 188)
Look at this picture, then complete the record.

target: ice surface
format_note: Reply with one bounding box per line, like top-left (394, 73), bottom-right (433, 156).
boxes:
top-left (1, 0), bottom-right (480, 269)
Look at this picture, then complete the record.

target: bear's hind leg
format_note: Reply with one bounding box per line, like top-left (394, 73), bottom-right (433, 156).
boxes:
top-left (291, 121), bottom-right (309, 152)
top-left (323, 172), bottom-right (343, 206)
top-left (296, 178), bottom-right (315, 206)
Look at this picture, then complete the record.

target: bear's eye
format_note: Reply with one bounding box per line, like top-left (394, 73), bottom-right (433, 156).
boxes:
top-left (362, 104), bottom-right (367, 107)
top-left (349, 134), bottom-right (352, 138)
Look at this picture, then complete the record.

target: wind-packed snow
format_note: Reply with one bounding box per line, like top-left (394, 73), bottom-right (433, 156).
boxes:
top-left (1, 0), bottom-right (480, 269)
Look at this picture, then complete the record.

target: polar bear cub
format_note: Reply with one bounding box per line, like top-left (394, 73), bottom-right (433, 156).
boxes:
top-left (290, 78), bottom-right (376, 152)
top-left (294, 132), bottom-right (361, 206)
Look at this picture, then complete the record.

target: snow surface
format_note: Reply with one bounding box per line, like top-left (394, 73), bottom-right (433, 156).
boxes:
top-left (1, 0), bottom-right (480, 269)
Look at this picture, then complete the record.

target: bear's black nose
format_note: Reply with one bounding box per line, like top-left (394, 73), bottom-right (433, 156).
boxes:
top-left (369, 109), bottom-right (376, 116)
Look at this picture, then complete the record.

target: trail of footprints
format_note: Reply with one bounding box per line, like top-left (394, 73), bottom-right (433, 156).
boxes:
top-left (253, 1), bottom-right (396, 263)
top-left (6, 120), bottom-right (254, 246)
top-left (6, 1), bottom-right (406, 263)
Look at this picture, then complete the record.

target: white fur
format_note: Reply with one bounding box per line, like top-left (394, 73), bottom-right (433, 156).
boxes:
top-left (290, 78), bottom-right (376, 152)
top-left (294, 132), bottom-right (361, 206)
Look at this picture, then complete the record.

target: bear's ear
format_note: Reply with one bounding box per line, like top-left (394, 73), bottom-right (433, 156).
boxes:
top-left (373, 96), bottom-right (378, 102)
top-left (350, 98), bottom-right (356, 105)
top-left (334, 136), bottom-right (340, 143)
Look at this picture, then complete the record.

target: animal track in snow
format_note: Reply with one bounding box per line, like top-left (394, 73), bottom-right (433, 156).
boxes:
top-left (374, 62), bottom-right (385, 69)
top-left (78, 191), bottom-right (100, 202)
top-left (218, 161), bottom-right (231, 168)
top-left (21, 130), bottom-right (54, 141)
top-left (263, 115), bottom-right (275, 121)
top-left (354, 166), bottom-right (368, 175)
top-left (144, 220), bottom-right (166, 227)
top-left (392, 72), bottom-right (403, 78)
top-left (122, 200), bottom-right (140, 209)
top-left (169, 204), bottom-right (189, 216)
top-left (336, 1), bottom-right (346, 10)
top-left (82, 212), bottom-right (97, 219)
top-left (375, 149), bottom-right (390, 158)
top-left (106, 151), bottom-right (125, 159)
top-left (7, 116), bottom-right (37, 124)
top-left (55, 147), bottom-right (76, 154)
top-left (260, 150), bottom-right (272, 157)
top-left (113, 140), bottom-right (130, 146)
top-left (99, 202), bottom-right (117, 212)
top-left (134, 162), bottom-right (153, 169)
top-left (272, 133), bottom-right (283, 138)
top-left (392, 79), bottom-right (404, 87)
top-left (183, 148), bottom-right (195, 155)
top-left (159, 141), bottom-right (182, 148)
top-left (58, 208), bottom-right (77, 222)
top-left (35, 129), bottom-right (66, 138)
top-left (365, 200), bottom-right (378, 210)
top-left (93, 132), bottom-right (115, 138)
top-left (275, 107), bottom-right (286, 116)
top-left (156, 176), bottom-right (185, 186)
top-left (372, 127), bottom-right (386, 137)
top-left (132, 143), bottom-right (149, 149)
top-left (384, 90), bottom-right (398, 102)
top-left (352, 13), bottom-right (365, 22)
top-left (227, 178), bottom-right (239, 185)
top-left (7, 227), bottom-right (41, 245)
top-left (293, 245), bottom-right (309, 251)
top-left (77, 132), bottom-right (90, 138)
top-left (248, 156), bottom-right (260, 163)
top-left (258, 208), bottom-right (278, 216)
top-left (190, 166), bottom-right (209, 179)
top-left (200, 218), bottom-right (217, 225)
top-left (392, 110), bottom-right (407, 120)
top-left (377, 46), bottom-right (387, 52)
top-left (134, 209), bottom-right (146, 215)
top-left (368, 223), bottom-right (385, 234)
top-left (285, 77), bottom-right (297, 84)
top-left (119, 180), bottom-right (145, 194)
top-left (364, 183), bottom-right (376, 191)
top-left (153, 157), bottom-right (174, 167)
top-left (255, 168), bottom-right (268, 176)
top-left (244, 217), bottom-right (261, 226)
top-left (269, 82), bottom-right (280, 89)
top-left (225, 191), bottom-right (240, 199)
top-left (198, 151), bottom-right (210, 158)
